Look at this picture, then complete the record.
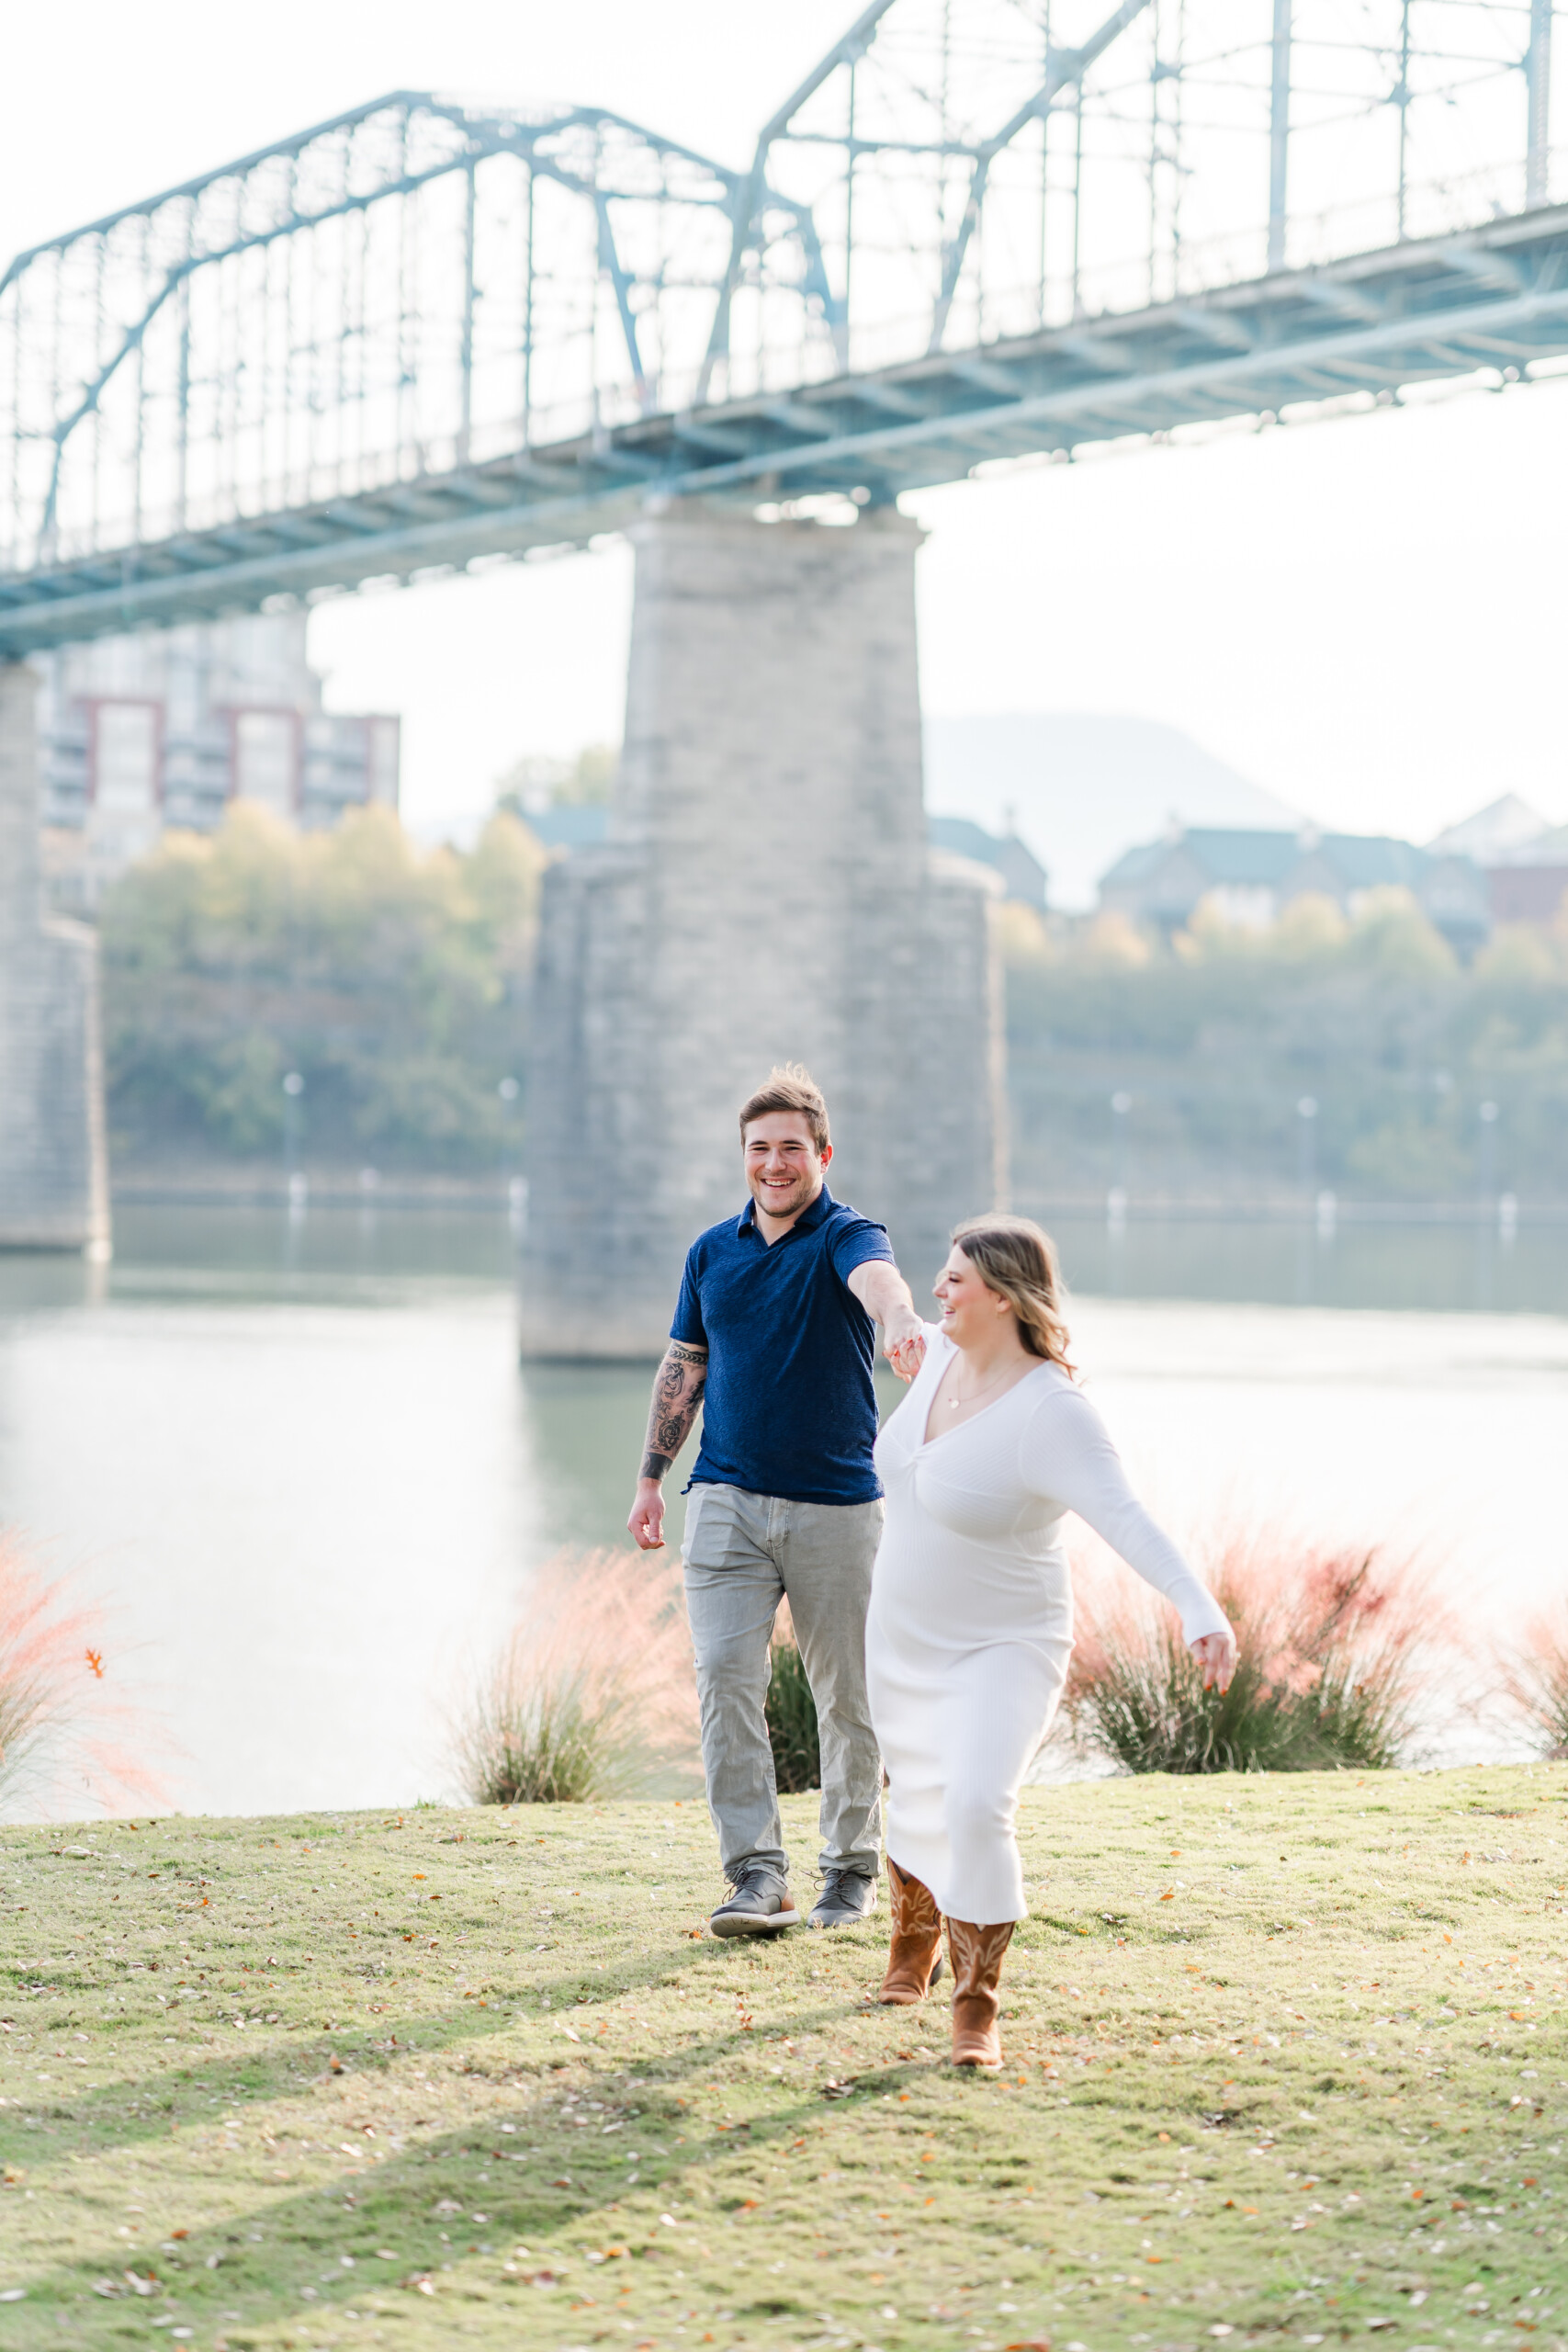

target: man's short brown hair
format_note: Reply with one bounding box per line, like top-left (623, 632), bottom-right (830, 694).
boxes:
top-left (738, 1063), bottom-right (830, 1153)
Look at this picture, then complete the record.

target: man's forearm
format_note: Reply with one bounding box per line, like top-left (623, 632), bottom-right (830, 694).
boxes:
top-left (848, 1258), bottom-right (926, 1382)
top-left (850, 1260), bottom-right (918, 1327)
top-left (639, 1341), bottom-right (708, 1480)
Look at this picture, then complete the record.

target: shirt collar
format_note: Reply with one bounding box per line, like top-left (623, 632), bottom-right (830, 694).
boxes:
top-left (737, 1181), bottom-right (835, 1240)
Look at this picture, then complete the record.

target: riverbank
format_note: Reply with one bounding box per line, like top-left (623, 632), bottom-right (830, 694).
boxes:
top-left (3, 1767), bottom-right (1563, 2349)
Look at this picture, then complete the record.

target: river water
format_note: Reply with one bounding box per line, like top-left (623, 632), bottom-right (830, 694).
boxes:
top-left (1, 1204), bottom-right (1563, 1820)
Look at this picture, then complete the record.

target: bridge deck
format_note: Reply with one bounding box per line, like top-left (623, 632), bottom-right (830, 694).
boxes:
top-left (3, 204), bottom-right (1565, 657)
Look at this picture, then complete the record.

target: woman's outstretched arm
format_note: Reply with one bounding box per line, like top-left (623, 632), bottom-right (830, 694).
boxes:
top-left (1020, 1384), bottom-right (1237, 1689)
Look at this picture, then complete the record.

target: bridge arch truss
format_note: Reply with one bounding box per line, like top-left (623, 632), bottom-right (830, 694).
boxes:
top-left (0, 0), bottom-right (1562, 652)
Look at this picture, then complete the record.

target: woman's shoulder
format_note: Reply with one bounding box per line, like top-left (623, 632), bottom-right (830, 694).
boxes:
top-left (1012, 1365), bottom-right (1115, 1466)
top-left (1009, 1357), bottom-right (1091, 1429)
top-left (1010, 1354), bottom-right (1076, 1401)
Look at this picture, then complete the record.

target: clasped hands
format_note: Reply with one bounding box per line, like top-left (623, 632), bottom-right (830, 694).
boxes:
top-left (880, 1310), bottom-right (927, 1384)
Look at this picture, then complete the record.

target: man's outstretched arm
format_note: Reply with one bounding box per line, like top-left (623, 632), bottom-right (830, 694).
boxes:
top-left (626, 1340), bottom-right (709, 1551)
top-left (846, 1260), bottom-right (927, 1383)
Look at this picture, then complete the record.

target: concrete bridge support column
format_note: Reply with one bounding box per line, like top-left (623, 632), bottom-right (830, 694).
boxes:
top-left (0, 662), bottom-right (109, 1252)
top-left (520, 500), bottom-right (1005, 1359)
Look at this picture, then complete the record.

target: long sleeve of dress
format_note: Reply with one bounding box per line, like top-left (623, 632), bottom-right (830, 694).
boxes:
top-left (1017, 1384), bottom-right (1229, 1645)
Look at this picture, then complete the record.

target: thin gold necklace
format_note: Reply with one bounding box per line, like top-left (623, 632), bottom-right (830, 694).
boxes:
top-left (945, 1358), bottom-right (1021, 1411)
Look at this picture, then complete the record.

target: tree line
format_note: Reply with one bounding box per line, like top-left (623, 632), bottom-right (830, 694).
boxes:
top-left (101, 804), bottom-right (543, 1171)
top-left (1000, 890), bottom-right (1568, 1203)
top-left (101, 809), bottom-right (1568, 1199)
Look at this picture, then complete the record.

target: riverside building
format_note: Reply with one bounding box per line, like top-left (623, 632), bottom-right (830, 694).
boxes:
top-left (35, 612), bottom-right (400, 912)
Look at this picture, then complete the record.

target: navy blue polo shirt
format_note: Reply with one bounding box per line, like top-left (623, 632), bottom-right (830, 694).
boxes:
top-left (671, 1183), bottom-right (896, 1506)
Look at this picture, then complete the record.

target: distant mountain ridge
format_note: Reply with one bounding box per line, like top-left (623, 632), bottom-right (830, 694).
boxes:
top-left (922, 712), bottom-right (1301, 910)
top-left (1427, 794), bottom-right (1557, 866)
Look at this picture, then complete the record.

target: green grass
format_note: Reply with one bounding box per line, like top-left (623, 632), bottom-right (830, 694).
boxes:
top-left (3, 1766), bottom-right (1566, 2352)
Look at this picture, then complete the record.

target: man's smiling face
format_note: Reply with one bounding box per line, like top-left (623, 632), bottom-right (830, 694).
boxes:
top-left (742, 1111), bottom-right (830, 1230)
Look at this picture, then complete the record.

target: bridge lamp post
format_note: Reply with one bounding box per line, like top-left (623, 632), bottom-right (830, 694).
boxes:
top-left (1269, 0), bottom-right (1292, 270)
top-left (1477, 1098), bottom-right (1499, 1208)
top-left (282, 1069), bottom-right (306, 1207)
top-left (1527, 0), bottom-right (1553, 208)
top-left (498, 1076), bottom-right (525, 1225)
top-left (1108, 1090), bottom-right (1132, 1227)
top-left (1295, 1094), bottom-right (1318, 1198)
top-left (497, 1073), bottom-right (520, 1172)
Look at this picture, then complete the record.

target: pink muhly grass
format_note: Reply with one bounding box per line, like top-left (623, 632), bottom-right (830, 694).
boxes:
top-left (453, 1547), bottom-right (700, 1805)
top-left (1064, 1515), bottom-right (1450, 1774)
top-left (1497, 1604), bottom-right (1568, 1758)
top-left (0, 1530), bottom-right (169, 1818)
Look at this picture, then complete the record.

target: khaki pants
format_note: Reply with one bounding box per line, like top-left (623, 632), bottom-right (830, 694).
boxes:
top-left (682, 1483), bottom-right (885, 1885)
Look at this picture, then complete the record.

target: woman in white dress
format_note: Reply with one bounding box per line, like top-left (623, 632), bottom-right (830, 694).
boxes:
top-left (865, 1215), bottom-right (1236, 2071)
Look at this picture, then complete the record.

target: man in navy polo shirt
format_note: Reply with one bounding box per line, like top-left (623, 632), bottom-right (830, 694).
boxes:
top-left (628, 1065), bottom-right (926, 1937)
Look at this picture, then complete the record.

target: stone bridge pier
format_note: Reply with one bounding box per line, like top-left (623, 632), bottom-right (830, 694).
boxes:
top-left (0, 662), bottom-right (109, 1252)
top-left (519, 500), bottom-right (1006, 1359)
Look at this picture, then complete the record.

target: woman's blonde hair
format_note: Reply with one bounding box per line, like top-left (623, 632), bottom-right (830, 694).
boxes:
top-left (950, 1213), bottom-right (1076, 1374)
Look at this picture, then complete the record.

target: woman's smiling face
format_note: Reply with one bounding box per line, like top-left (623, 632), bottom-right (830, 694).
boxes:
top-left (932, 1245), bottom-right (1013, 1349)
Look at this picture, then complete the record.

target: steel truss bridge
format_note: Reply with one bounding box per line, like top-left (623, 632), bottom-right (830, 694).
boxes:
top-left (1, 0), bottom-right (1562, 657)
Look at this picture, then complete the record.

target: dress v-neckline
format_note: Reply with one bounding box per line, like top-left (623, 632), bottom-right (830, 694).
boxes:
top-left (918, 1336), bottom-right (1048, 1451)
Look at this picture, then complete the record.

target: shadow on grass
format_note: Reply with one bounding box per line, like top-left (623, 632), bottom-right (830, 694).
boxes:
top-left (5, 1920), bottom-right (990, 2213)
top-left (2, 1888), bottom-right (1288, 2192)
top-left (7, 1905), bottom-right (1256, 2336)
top-left (6, 2004), bottom-right (1024, 2336)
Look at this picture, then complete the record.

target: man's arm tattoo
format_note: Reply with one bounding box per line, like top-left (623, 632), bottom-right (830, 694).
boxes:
top-left (639, 1342), bottom-right (707, 1481)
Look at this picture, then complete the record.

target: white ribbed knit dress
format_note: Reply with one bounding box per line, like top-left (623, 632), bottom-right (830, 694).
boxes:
top-left (865, 1324), bottom-right (1229, 1926)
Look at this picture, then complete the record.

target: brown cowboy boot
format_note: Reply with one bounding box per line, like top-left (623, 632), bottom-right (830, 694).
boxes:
top-left (876, 1857), bottom-right (945, 2005)
top-left (945, 1917), bottom-right (1015, 2069)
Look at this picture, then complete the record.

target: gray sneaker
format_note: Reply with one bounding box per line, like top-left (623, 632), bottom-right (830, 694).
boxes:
top-left (709, 1868), bottom-right (800, 1939)
top-left (808, 1867), bottom-right (877, 1930)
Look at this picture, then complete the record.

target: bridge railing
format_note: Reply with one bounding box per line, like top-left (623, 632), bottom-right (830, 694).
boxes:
top-left (0, 0), bottom-right (1558, 589)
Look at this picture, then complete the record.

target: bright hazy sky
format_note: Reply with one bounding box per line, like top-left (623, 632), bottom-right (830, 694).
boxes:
top-left (6, 2), bottom-right (1565, 843)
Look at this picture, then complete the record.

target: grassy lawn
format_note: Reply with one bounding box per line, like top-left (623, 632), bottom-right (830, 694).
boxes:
top-left (2, 1766), bottom-right (1565, 2352)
